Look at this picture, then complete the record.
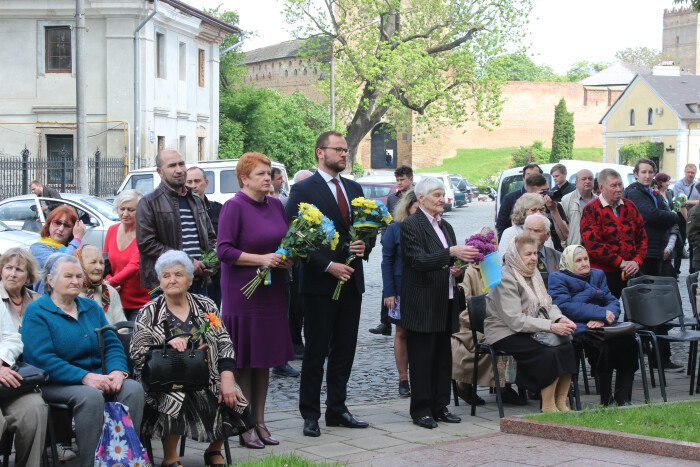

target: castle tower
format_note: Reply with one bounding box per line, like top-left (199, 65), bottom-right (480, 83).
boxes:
top-left (663, 6), bottom-right (700, 74)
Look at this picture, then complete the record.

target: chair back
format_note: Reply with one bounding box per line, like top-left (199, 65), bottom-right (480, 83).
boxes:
top-left (467, 294), bottom-right (488, 335)
top-left (94, 321), bottom-right (134, 374)
top-left (628, 275), bottom-right (682, 306)
top-left (686, 272), bottom-right (700, 325)
top-left (621, 284), bottom-right (686, 329)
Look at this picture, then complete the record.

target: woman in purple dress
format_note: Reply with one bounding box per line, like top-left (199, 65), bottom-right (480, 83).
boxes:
top-left (217, 152), bottom-right (295, 449)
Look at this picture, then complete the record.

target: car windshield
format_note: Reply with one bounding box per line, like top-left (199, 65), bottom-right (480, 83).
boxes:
top-left (71, 197), bottom-right (119, 221)
top-left (0, 221), bottom-right (9, 232)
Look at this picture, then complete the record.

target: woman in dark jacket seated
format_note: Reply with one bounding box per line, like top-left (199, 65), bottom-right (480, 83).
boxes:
top-left (548, 245), bottom-right (639, 406)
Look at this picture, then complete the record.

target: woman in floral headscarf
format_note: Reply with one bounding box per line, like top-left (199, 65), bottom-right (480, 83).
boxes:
top-left (74, 244), bottom-right (125, 324)
top-left (484, 233), bottom-right (577, 412)
top-left (548, 244), bottom-right (638, 406)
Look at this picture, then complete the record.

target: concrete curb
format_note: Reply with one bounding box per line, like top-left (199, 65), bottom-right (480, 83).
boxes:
top-left (500, 416), bottom-right (700, 462)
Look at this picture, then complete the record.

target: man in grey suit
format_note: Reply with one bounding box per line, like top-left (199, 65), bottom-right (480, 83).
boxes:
top-left (523, 214), bottom-right (560, 286)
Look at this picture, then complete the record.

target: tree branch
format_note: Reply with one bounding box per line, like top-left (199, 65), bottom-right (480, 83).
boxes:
top-left (426, 25), bottom-right (485, 55)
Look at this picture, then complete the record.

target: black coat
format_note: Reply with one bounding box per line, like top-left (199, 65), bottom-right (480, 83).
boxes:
top-left (285, 171), bottom-right (371, 296)
top-left (400, 209), bottom-right (461, 333)
top-left (623, 182), bottom-right (678, 259)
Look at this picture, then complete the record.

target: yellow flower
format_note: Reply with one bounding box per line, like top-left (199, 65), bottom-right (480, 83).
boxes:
top-left (309, 228), bottom-right (314, 232)
top-left (330, 231), bottom-right (339, 250)
top-left (364, 209), bottom-right (371, 214)
top-left (351, 197), bottom-right (365, 207)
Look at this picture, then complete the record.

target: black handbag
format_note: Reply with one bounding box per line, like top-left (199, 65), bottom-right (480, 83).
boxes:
top-left (0, 362), bottom-right (48, 398)
top-left (141, 333), bottom-right (209, 393)
top-left (531, 307), bottom-right (573, 347)
top-left (586, 321), bottom-right (636, 341)
top-left (456, 285), bottom-right (467, 312)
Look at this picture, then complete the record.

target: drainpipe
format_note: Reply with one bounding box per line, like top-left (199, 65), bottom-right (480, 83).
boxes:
top-left (219, 30), bottom-right (246, 57)
top-left (134, 0), bottom-right (158, 170)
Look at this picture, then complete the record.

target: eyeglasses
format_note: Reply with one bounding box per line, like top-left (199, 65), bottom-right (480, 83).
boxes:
top-left (321, 146), bottom-right (349, 154)
top-left (51, 219), bottom-right (74, 229)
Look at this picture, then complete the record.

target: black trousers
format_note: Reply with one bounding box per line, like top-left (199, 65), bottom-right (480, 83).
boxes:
top-left (288, 266), bottom-right (304, 348)
top-left (675, 212), bottom-right (686, 274)
top-left (640, 257), bottom-right (663, 277)
top-left (299, 287), bottom-right (362, 420)
top-left (406, 329), bottom-right (452, 419)
top-left (380, 294), bottom-right (389, 325)
top-left (604, 271), bottom-right (627, 299)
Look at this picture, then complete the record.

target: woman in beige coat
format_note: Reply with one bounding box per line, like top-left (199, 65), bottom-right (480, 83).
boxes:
top-left (484, 233), bottom-right (577, 412)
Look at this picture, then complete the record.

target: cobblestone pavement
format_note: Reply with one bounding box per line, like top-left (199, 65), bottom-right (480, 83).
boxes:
top-left (267, 200), bottom-right (495, 411)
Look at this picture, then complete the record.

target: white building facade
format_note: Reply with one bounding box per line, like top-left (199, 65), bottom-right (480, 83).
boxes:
top-left (0, 0), bottom-right (239, 173)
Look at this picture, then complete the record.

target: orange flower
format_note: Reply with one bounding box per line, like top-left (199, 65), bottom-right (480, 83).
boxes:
top-left (204, 312), bottom-right (222, 331)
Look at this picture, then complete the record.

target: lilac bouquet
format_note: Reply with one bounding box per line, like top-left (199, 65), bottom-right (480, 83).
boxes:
top-left (455, 230), bottom-right (496, 268)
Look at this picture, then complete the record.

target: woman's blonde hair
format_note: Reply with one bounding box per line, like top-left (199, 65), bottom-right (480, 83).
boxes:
top-left (0, 247), bottom-right (39, 285)
top-left (392, 190), bottom-right (418, 223)
top-left (510, 193), bottom-right (545, 226)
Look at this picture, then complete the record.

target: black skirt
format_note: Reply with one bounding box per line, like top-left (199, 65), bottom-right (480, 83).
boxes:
top-left (492, 333), bottom-right (576, 391)
top-left (574, 332), bottom-right (639, 375)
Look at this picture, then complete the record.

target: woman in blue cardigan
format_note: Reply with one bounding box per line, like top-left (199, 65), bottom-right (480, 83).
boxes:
top-left (381, 190), bottom-right (418, 398)
top-left (548, 245), bottom-right (638, 406)
top-left (21, 253), bottom-right (144, 467)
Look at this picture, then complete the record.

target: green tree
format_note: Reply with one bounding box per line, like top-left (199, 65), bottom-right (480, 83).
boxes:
top-left (203, 5), bottom-right (246, 89)
top-left (674, 0), bottom-right (700, 11)
top-left (488, 53), bottom-right (558, 81)
top-left (284, 0), bottom-right (532, 165)
top-left (511, 140), bottom-right (549, 167)
top-left (550, 98), bottom-right (574, 163)
top-left (618, 142), bottom-right (663, 167)
top-left (565, 60), bottom-right (609, 82)
top-left (614, 46), bottom-right (676, 68)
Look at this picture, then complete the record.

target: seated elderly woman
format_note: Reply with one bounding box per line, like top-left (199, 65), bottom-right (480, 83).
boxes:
top-left (20, 253), bottom-right (143, 467)
top-left (73, 244), bottom-right (126, 324)
top-left (29, 205), bottom-right (86, 293)
top-left (131, 250), bottom-right (252, 467)
top-left (548, 245), bottom-right (638, 406)
top-left (498, 193), bottom-right (554, 263)
top-left (0, 247), bottom-right (40, 329)
top-left (485, 233), bottom-right (577, 412)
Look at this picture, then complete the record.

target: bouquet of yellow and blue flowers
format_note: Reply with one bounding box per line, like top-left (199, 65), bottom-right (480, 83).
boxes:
top-left (241, 203), bottom-right (339, 298)
top-left (332, 197), bottom-right (392, 300)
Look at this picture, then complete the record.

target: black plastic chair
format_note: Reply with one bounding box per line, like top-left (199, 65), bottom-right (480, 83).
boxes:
top-left (685, 273), bottom-right (700, 389)
top-left (628, 275), bottom-right (695, 328)
top-left (622, 284), bottom-right (700, 399)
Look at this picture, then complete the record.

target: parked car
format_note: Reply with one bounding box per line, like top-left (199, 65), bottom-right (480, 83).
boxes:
top-left (0, 220), bottom-right (40, 254)
top-left (0, 193), bottom-right (119, 250)
top-left (358, 183), bottom-right (397, 205)
top-left (464, 185), bottom-right (474, 203)
top-left (450, 175), bottom-right (471, 206)
top-left (117, 159), bottom-right (290, 205)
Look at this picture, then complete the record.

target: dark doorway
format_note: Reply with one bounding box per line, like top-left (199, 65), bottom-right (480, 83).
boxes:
top-left (46, 135), bottom-right (74, 186)
top-left (371, 123), bottom-right (397, 169)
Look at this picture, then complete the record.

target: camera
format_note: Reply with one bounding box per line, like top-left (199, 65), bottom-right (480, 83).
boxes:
top-left (541, 189), bottom-right (563, 203)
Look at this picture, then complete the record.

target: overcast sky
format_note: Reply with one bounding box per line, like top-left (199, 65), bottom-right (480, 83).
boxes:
top-left (188, 0), bottom-right (679, 74)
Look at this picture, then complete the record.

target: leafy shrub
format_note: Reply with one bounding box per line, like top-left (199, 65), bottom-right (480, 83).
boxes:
top-left (511, 141), bottom-right (550, 167)
top-left (618, 142), bottom-right (664, 167)
top-left (352, 162), bottom-right (364, 178)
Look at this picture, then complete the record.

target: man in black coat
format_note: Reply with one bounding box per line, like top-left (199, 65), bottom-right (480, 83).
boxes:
top-left (286, 131), bottom-right (372, 437)
top-left (30, 180), bottom-right (63, 214)
top-left (495, 163), bottom-right (543, 240)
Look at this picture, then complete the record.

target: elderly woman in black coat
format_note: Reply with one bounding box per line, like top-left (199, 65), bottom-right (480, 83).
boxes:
top-left (400, 177), bottom-right (478, 429)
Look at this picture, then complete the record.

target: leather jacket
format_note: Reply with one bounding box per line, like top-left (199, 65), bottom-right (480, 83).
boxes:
top-left (136, 182), bottom-right (216, 289)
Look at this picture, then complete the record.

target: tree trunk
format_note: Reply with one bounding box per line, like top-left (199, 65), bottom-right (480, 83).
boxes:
top-left (344, 87), bottom-right (389, 170)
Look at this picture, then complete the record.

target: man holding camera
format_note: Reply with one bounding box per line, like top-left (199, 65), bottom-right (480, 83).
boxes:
top-left (525, 173), bottom-right (569, 252)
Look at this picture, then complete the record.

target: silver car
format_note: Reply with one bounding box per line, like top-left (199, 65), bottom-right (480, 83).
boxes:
top-left (0, 220), bottom-right (40, 254)
top-left (0, 194), bottom-right (118, 250)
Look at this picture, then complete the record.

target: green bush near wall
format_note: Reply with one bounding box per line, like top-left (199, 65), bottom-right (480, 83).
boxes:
top-left (618, 142), bottom-right (664, 168)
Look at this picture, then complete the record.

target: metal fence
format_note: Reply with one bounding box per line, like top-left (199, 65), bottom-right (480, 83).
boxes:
top-left (0, 152), bottom-right (127, 200)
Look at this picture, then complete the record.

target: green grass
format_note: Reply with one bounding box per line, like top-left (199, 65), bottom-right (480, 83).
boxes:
top-left (235, 453), bottom-right (341, 466)
top-left (524, 401), bottom-right (700, 443)
top-left (416, 147), bottom-right (603, 185)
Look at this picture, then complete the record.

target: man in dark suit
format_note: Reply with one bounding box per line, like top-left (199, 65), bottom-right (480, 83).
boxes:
top-left (400, 177), bottom-right (478, 429)
top-left (523, 213), bottom-right (561, 288)
top-left (286, 131), bottom-right (371, 437)
top-left (495, 163), bottom-right (542, 240)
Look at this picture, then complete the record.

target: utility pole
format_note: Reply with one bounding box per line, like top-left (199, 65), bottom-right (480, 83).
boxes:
top-left (75, 0), bottom-right (89, 194)
top-left (330, 40), bottom-right (335, 129)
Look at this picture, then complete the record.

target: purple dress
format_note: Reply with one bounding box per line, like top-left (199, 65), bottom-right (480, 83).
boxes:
top-left (217, 192), bottom-right (295, 368)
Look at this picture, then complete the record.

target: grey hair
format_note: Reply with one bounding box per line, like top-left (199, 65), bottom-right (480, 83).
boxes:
top-left (79, 244), bottom-right (102, 255)
top-left (42, 253), bottom-right (81, 295)
top-left (114, 189), bottom-right (143, 212)
top-left (415, 176), bottom-right (445, 198)
top-left (576, 169), bottom-right (593, 181)
top-left (598, 168), bottom-right (621, 187)
top-left (293, 169), bottom-right (313, 183)
top-left (524, 213), bottom-right (551, 233)
top-left (155, 250), bottom-right (194, 281)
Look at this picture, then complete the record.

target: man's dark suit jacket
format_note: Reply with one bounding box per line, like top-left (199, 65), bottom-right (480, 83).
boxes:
top-left (285, 171), bottom-right (370, 296)
top-left (496, 188), bottom-right (526, 240)
top-left (400, 209), bottom-right (461, 334)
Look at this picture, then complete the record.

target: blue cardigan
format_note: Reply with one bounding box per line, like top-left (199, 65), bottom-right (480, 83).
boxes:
top-left (381, 222), bottom-right (402, 298)
top-left (547, 268), bottom-right (621, 334)
top-left (20, 294), bottom-right (128, 385)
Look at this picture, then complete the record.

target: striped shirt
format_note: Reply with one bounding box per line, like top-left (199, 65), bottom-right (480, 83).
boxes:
top-left (178, 197), bottom-right (201, 258)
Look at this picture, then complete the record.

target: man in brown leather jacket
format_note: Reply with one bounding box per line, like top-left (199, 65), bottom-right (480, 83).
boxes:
top-left (136, 149), bottom-right (216, 295)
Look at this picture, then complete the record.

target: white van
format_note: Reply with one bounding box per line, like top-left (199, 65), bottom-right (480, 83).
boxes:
top-left (117, 159), bottom-right (290, 205)
top-left (496, 160), bottom-right (636, 215)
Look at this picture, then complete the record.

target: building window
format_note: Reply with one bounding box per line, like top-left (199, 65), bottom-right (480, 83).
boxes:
top-left (179, 42), bottom-right (186, 81)
top-left (288, 60), bottom-right (292, 66)
top-left (294, 69), bottom-right (297, 76)
top-left (303, 68), bottom-right (307, 75)
top-left (46, 135), bottom-right (74, 185)
top-left (156, 32), bottom-right (166, 78)
top-left (647, 108), bottom-right (653, 125)
top-left (676, 35), bottom-right (680, 46)
top-left (198, 137), bottom-right (205, 161)
top-left (629, 109), bottom-right (635, 126)
top-left (198, 49), bottom-right (205, 87)
top-left (45, 26), bottom-right (72, 73)
top-left (157, 136), bottom-right (165, 152)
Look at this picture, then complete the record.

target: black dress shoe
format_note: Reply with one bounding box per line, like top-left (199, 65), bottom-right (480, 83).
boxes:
top-left (433, 408), bottom-right (461, 423)
top-left (413, 415), bottom-right (438, 429)
top-left (325, 412), bottom-right (369, 428)
top-left (369, 323), bottom-right (391, 336)
top-left (398, 380), bottom-right (410, 397)
top-left (272, 362), bottom-right (300, 377)
top-left (457, 384), bottom-right (484, 405)
top-left (303, 419), bottom-right (320, 437)
top-left (501, 387), bottom-right (527, 406)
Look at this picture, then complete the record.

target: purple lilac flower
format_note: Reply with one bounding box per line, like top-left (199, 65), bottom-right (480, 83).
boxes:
top-left (463, 232), bottom-right (496, 263)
